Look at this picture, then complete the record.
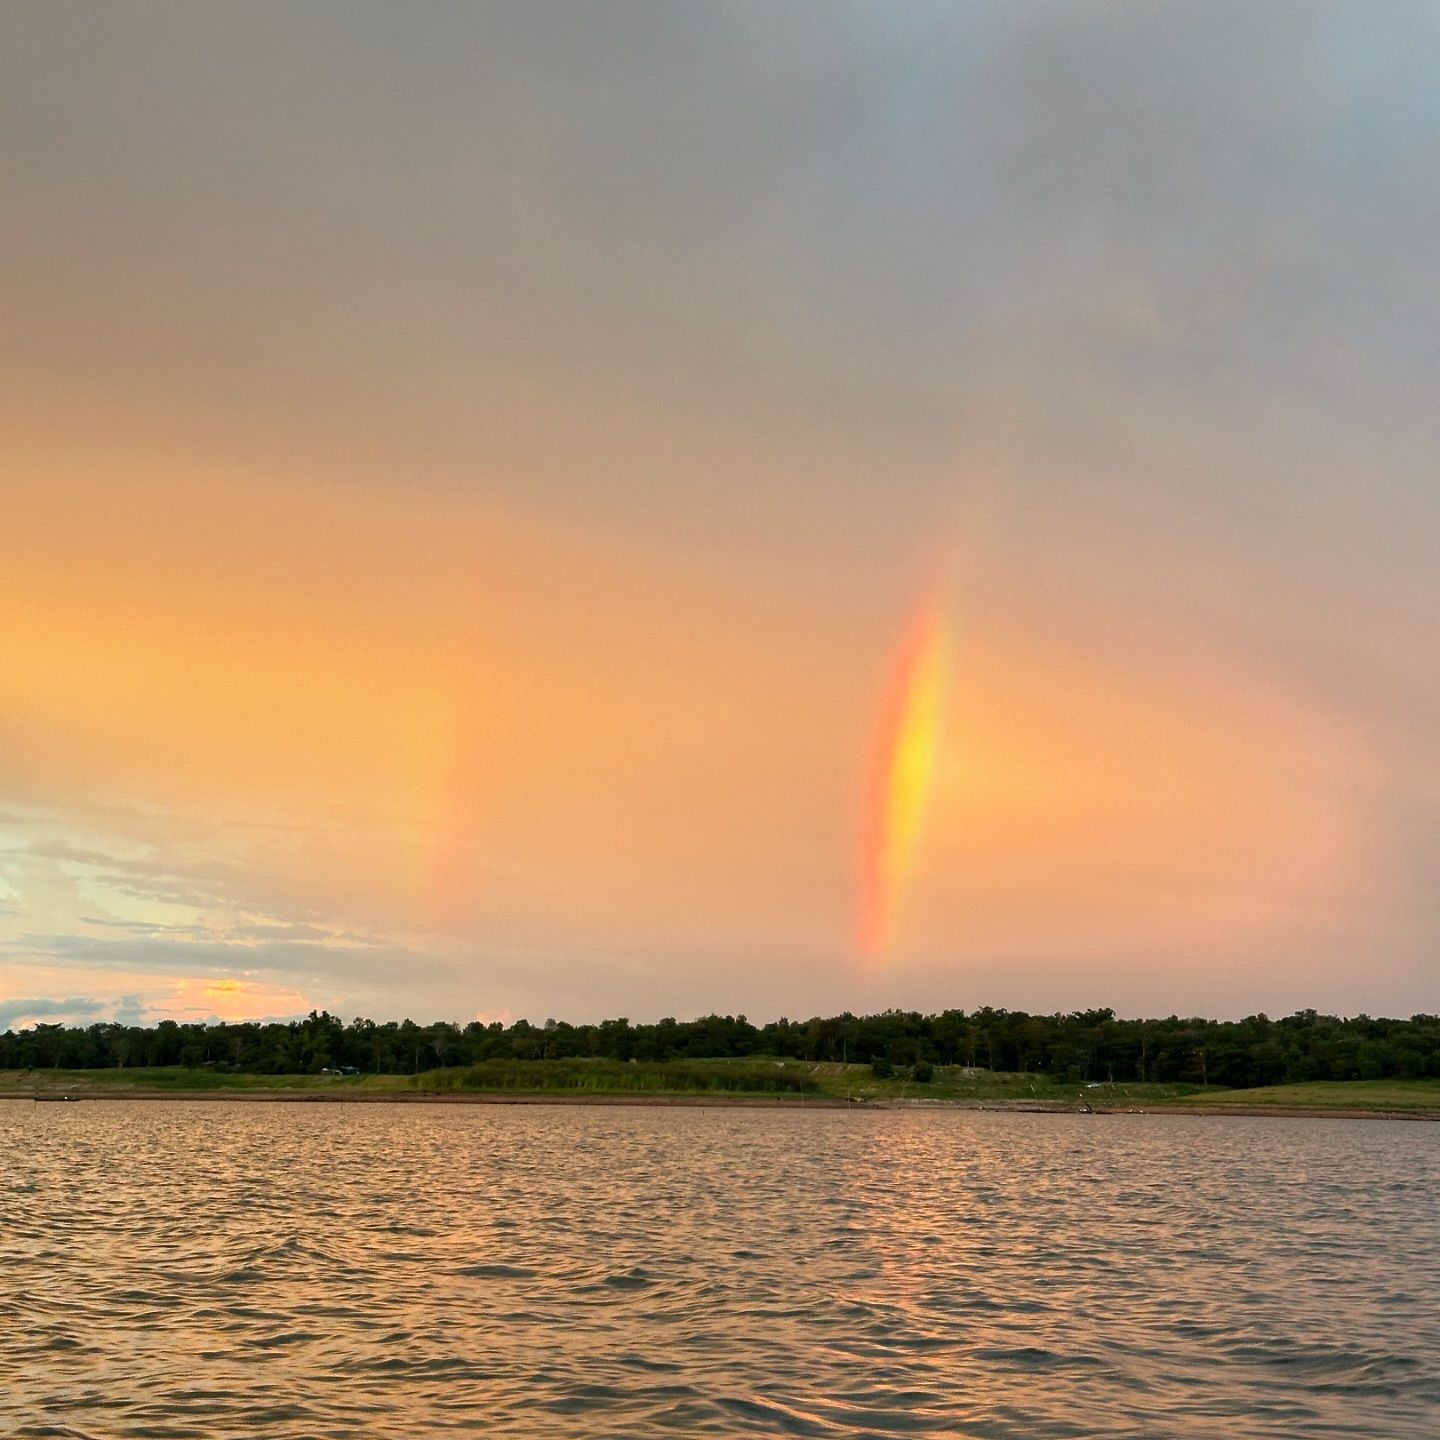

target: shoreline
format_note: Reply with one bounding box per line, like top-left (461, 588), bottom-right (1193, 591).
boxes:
top-left (4, 1088), bottom-right (1438, 1120)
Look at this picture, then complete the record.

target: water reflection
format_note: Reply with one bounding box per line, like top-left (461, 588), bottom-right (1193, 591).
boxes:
top-left (2, 1103), bottom-right (1437, 1438)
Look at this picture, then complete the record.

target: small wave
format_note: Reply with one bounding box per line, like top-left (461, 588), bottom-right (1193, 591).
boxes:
top-left (601, 1266), bottom-right (656, 1289)
top-left (4, 1101), bottom-right (1435, 1439)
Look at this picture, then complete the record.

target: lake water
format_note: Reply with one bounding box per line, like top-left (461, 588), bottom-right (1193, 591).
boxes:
top-left (2, 1102), bottom-right (1437, 1439)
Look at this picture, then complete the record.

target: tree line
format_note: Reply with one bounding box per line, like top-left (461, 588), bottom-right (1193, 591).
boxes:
top-left (2, 1006), bottom-right (1437, 1087)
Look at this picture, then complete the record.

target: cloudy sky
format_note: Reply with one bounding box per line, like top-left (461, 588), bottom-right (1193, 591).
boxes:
top-left (2, 1), bottom-right (1437, 1030)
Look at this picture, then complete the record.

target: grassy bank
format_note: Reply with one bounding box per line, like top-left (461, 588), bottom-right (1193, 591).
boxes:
top-left (418, 1058), bottom-right (820, 1095)
top-left (1168, 1079), bottom-right (1440, 1112)
top-left (412, 1060), bottom-right (1200, 1105)
top-left (1, 1061), bottom-right (1193, 1103)
top-left (0, 1067), bottom-right (411, 1094)
top-left (4, 1064), bottom-right (1436, 1114)
top-left (779, 1063), bottom-right (1200, 1106)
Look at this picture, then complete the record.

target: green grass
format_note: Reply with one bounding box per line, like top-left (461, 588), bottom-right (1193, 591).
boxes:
top-left (0, 1067), bottom-right (412, 1093)
top-left (414, 1060), bottom-right (1199, 1103)
top-left (416, 1058), bottom-right (820, 1095)
top-left (0, 1061), bottom-right (1200, 1104)
top-left (1168, 1079), bottom-right (1440, 1112)
top-left (6, 1065), bottom-right (1435, 1111)
top-left (804, 1065), bottom-right (1201, 1105)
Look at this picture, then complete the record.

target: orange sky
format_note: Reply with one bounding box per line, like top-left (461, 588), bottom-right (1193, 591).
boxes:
top-left (2, 4), bottom-right (1437, 1026)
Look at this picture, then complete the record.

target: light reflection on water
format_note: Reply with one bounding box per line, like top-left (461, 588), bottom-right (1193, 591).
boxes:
top-left (2, 1102), bottom-right (1437, 1438)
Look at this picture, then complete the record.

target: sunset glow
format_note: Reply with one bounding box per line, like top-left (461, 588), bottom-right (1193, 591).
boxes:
top-left (2, 3), bottom-right (1436, 1028)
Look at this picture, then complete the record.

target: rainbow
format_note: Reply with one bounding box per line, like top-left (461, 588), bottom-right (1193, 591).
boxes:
top-left (857, 593), bottom-right (950, 960)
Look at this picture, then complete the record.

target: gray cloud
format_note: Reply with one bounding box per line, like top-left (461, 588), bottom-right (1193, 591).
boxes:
top-left (0, 996), bottom-right (107, 1031)
top-left (9, 831), bottom-right (348, 925)
top-left (1, 930), bottom-right (436, 988)
top-left (79, 916), bottom-right (212, 937)
top-left (77, 916), bottom-right (344, 945)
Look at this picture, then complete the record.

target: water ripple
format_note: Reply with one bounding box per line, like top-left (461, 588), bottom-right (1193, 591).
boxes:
top-left (2, 1103), bottom-right (1438, 1438)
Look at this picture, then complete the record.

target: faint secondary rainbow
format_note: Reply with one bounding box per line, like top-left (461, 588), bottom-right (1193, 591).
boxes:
top-left (858, 592), bottom-right (950, 961)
